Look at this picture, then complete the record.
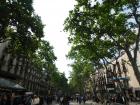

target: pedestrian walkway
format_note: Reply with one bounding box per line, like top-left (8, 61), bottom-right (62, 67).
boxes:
top-left (129, 102), bottom-right (140, 105)
top-left (43, 100), bottom-right (95, 105)
top-left (43, 100), bottom-right (140, 105)
top-left (81, 100), bottom-right (140, 105)
top-left (70, 100), bottom-right (95, 105)
top-left (43, 101), bottom-right (58, 105)
top-left (70, 101), bottom-right (89, 105)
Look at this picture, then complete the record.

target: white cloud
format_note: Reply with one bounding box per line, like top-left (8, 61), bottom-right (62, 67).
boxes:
top-left (33, 0), bottom-right (76, 78)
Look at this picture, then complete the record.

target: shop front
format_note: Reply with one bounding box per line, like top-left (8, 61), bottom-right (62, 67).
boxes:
top-left (0, 77), bottom-right (26, 92)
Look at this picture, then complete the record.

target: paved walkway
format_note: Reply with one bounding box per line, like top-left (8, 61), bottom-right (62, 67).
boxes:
top-left (43, 100), bottom-right (140, 105)
top-left (43, 100), bottom-right (94, 105)
top-left (71, 100), bottom-right (140, 105)
top-left (70, 101), bottom-right (93, 105)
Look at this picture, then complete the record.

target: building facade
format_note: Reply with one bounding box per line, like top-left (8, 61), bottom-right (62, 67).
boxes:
top-left (0, 40), bottom-right (48, 94)
top-left (93, 52), bottom-right (140, 101)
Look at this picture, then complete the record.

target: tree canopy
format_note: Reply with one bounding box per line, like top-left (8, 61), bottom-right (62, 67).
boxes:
top-left (68, 59), bottom-right (93, 94)
top-left (0, 0), bottom-right (44, 57)
top-left (0, 0), bottom-right (69, 94)
top-left (64, 0), bottom-right (140, 84)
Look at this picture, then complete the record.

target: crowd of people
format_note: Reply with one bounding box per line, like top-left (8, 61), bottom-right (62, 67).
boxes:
top-left (93, 93), bottom-right (129, 105)
top-left (0, 92), bottom-right (77, 105)
top-left (76, 96), bottom-right (86, 104)
top-left (56, 95), bottom-right (70, 105)
top-left (0, 91), bottom-right (133, 105)
top-left (1, 91), bottom-right (131, 105)
top-left (0, 92), bottom-right (45, 105)
top-left (0, 90), bottom-right (80, 105)
top-left (55, 95), bottom-right (86, 105)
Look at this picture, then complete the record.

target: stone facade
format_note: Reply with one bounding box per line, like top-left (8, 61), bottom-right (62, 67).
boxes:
top-left (93, 51), bottom-right (140, 100)
top-left (0, 40), bottom-right (47, 94)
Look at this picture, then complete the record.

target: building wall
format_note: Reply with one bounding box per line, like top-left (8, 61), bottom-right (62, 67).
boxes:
top-left (0, 41), bottom-right (47, 94)
top-left (93, 51), bottom-right (140, 100)
top-left (110, 53), bottom-right (140, 88)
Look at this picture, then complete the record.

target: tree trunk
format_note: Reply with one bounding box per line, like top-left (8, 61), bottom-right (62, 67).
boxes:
top-left (126, 50), bottom-right (140, 85)
top-left (129, 59), bottom-right (140, 85)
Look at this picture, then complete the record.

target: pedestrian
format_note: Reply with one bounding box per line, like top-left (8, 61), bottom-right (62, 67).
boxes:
top-left (116, 94), bottom-right (124, 104)
top-left (23, 95), bottom-right (32, 105)
top-left (63, 95), bottom-right (70, 105)
top-left (6, 93), bottom-right (12, 105)
top-left (78, 96), bottom-right (82, 104)
top-left (1, 94), bottom-right (7, 105)
top-left (82, 96), bottom-right (86, 103)
top-left (95, 97), bottom-right (99, 103)
top-left (60, 96), bottom-right (64, 105)
top-left (32, 95), bottom-right (40, 105)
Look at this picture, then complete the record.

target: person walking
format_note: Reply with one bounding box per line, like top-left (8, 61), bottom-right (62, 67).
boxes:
top-left (82, 96), bottom-right (86, 104)
top-left (23, 95), bottom-right (32, 105)
top-left (116, 94), bottom-right (125, 104)
top-left (6, 94), bottom-right (12, 105)
top-left (78, 96), bottom-right (82, 104)
top-left (1, 94), bottom-right (7, 105)
top-left (32, 95), bottom-right (40, 105)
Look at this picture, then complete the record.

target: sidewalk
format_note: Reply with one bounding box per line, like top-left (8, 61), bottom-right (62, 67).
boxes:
top-left (85, 100), bottom-right (140, 105)
top-left (129, 102), bottom-right (140, 105)
top-left (85, 100), bottom-right (99, 105)
top-left (43, 100), bottom-right (140, 105)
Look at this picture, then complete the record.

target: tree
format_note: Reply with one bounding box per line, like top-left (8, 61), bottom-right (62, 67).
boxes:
top-left (64, 0), bottom-right (140, 84)
top-left (32, 40), bottom-right (69, 94)
top-left (31, 40), bottom-right (57, 75)
top-left (45, 67), bottom-right (69, 94)
top-left (0, 0), bottom-right (70, 94)
top-left (68, 59), bottom-right (93, 94)
top-left (0, 0), bottom-right (44, 57)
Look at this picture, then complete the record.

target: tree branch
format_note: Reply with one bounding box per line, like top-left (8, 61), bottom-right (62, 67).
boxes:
top-left (132, 3), bottom-right (140, 62)
top-left (108, 31), bottom-right (124, 50)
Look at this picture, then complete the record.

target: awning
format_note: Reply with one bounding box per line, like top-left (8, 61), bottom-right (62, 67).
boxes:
top-left (0, 77), bottom-right (25, 91)
top-left (112, 77), bottom-right (129, 80)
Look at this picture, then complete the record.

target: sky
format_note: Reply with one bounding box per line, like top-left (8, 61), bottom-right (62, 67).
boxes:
top-left (33, 0), bottom-right (76, 78)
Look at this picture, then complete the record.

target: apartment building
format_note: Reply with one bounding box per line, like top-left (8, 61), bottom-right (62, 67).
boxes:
top-left (94, 52), bottom-right (140, 100)
top-left (0, 40), bottom-right (48, 94)
top-left (108, 52), bottom-right (140, 99)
